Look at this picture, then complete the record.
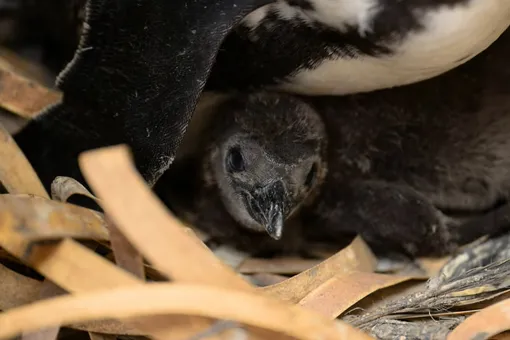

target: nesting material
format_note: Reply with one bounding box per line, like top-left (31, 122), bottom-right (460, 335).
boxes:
top-left (1, 46), bottom-right (510, 340)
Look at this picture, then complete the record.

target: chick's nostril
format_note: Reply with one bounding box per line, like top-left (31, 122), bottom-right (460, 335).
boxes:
top-left (266, 180), bottom-right (287, 211)
top-left (242, 180), bottom-right (289, 225)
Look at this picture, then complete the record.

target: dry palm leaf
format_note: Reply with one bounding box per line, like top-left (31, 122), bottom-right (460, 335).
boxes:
top-left (262, 236), bottom-right (377, 303)
top-left (0, 123), bottom-right (48, 197)
top-left (0, 282), bottom-right (373, 340)
top-left (448, 298), bottom-right (510, 340)
top-left (298, 272), bottom-right (423, 319)
top-left (50, 176), bottom-right (98, 204)
top-left (0, 263), bottom-right (41, 310)
top-left (20, 280), bottom-right (64, 340)
top-left (0, 47), bottom-right (56, 87)
top-left (0, 68), bottom-right (61, 119)
top-left (0, 194), bottom-right (108, 241)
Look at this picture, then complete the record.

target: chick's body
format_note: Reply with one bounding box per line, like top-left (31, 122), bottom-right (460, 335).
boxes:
top-left (305, 53), bottom-right (510, 256)
top-left (156, 27), bottom-right (510, 257)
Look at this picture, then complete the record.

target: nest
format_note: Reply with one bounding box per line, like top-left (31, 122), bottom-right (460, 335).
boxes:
top-left (1, 40), bottom-right (510, 340)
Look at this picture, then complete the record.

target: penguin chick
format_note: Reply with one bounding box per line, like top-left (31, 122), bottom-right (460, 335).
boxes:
top-left (158, 27), bottom-right (510, 257)
top-left (155, 92), bottom-right (327, 254)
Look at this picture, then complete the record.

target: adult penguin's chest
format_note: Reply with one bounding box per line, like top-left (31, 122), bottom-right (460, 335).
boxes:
top-left (207, 0), bottom-right (510, 95)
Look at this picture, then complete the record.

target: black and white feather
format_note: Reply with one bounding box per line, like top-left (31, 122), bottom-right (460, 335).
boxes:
top-left (209, 0), bottom-right (510, 94)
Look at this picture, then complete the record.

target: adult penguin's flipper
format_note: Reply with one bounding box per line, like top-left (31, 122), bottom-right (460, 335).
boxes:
top-left (14, 0), bottom-right (272, 191)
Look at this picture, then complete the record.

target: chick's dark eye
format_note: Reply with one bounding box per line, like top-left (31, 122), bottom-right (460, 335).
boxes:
top-left (226, 147), bottom-right (245, 172)
top-left (305, 163), bottom-right (318, 187)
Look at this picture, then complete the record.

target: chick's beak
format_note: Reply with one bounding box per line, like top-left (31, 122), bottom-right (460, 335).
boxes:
top-left (245, 180), bottom-right (287, 240)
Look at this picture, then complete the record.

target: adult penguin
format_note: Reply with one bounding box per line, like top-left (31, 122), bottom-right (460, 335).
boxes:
top-left (208, 0), bottom-right (510, 95)
top-left (12, 0), bottom-right (510, 191)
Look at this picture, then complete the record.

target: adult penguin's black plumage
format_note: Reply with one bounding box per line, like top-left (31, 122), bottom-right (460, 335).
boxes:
top-left (155, 27), bottom-right (510, 257)
top-left (11, 0), bottom-right (510, 193)
top-left (12, 0), bottom-right (274, 191)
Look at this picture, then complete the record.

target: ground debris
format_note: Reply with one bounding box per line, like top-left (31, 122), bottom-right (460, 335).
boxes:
top-left (342, 233), bottom-right (510, 339)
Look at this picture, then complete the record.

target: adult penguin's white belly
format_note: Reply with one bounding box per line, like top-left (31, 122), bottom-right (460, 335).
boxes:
top-left (208, 0), bottom-right (510, 95)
